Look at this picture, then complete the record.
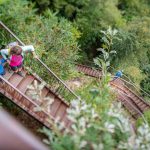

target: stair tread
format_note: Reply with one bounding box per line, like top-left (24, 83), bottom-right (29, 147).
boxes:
top-left (17, 75), bottom-right (35, 94)
top-left (55, 104), bottom-right (67, 121)
top-left (8, 71), bottom-right (26, 87)
top-left (41, 87), bottom-right (49, 98)
top-left (3, 68), bottom-right (14, 80)
top-left (50, 97), bottom-right (61, 117)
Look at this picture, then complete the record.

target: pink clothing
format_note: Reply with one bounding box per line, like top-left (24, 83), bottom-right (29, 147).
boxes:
top-left (9, 55), bottom-right (23, 67)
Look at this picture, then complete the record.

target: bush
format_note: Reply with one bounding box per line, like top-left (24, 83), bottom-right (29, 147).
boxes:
top-left (118, 0), bottom-right (150, 21)
top-left (112, 30), bottom-right (138, 65)
top-left (140, 78), bottom-right (150, 96)
top-left (76, 0), bottom-right (125, 59)
top-left (0, 0), bottom-right (80, 79)
top-left (137, 110), bottom-right (150, 127)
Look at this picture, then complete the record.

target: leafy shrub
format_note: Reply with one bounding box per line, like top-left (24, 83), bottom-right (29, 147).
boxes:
top-left (140, 77), bottom-right (150, 96)
top-left (118, 0), bottom-right (150, 21)
top-left (137, 110), bottom-right (150, 127)
top-left (141, 64), bottom-right (150, 75)
top-left (125, 66), bottom-right (145, 85)
top-left (42, 98), bottom-right (150, 150)
top-left (76, 0), bottom-right (125, 59)
top-left (140, 49), bottom-right (150, 97)
top-left (114, 17), bottom-right (150, 90)
top-left (112, 30), bottom-right (138, 65)
top-left (0, 0), bottom-right (80, 79)
top-left (32, 0), bottom-right (126, 60)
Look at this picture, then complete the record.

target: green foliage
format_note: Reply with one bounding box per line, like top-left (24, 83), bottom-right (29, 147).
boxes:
top-left (125, 66), bottom-right (145, 86)
top-left (112, 29), bottom-right (138, 66)
top-left (118, 0), bottom-right (150, 21)
top-left (34, 0), bottom-right (50, 9)
top-left (42, 98), bottom-right (150, 149)
top-left (75, 0), bottom-right (125, 58)
top-left (95, 27), bottom-right (119, 67)
top-left (100, 27), bottom-right (118, 52)
top-left (140, 77), bottom-right (150, 96)
top-left (1, 0), bottom-right (150, 148)
top-left (114, 17), bottom-right (150, 89)
top-left (0, 0), bottom-right (80, 79)
top-left (137, 110), bottom-right (150, 127)
top-left (0, 0), bottom-right (7, 4)
top-left (142, 64), bottom-right (150, 75)
top-left (32, 0), bottom-right (125, 59)
top-left (140, 51), bottom-right (150, 96)
top-left (0, 94), bottom-right (14, 110)
top-left (33, 0), bottom-right (90, 19)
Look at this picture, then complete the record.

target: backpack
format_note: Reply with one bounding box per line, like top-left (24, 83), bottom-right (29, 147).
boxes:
top-left (9, 55), bottom-right (23, 67)
top-left (0, 58), bottom-right (6, 75)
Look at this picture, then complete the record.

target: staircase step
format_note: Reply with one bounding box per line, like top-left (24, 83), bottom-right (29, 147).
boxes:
top-left (8, 71), bottom-right (26, 87)
top-left (50, 97), bottom-right (61, 117)
top-left (17, 75), bottom-right (34, 94)
top-left (55, 104), bottom-right (67, 121)
top-left (61, 112), bottom-right (69, 126)
top-left (3, 68), bottom-right (14, 80)
top-left (42, 87), bottom-right (50, 99)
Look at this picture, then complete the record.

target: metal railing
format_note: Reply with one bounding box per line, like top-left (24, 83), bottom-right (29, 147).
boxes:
top-left (0, 21), bottom-right (80, 102)
top-left (117, 91), bottom-right (147, 124)
top-left (108, 65), bottom-right (150, 101)
top-left (0, 109), bottom-right (49, 150)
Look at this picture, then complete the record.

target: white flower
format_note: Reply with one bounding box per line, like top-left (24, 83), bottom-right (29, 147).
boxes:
top-left (79, 140), bottom-right (87, 148)
top-left (54, 116), bottom-right (60, 124)
top-left (104, 122), bottom-right (115, 133)
top-left (58, 122), bottom-right (65, 130)
top-left (71, 100), bottom-right (79, 108)
top-left (79, 117), bottom-right (86, 128)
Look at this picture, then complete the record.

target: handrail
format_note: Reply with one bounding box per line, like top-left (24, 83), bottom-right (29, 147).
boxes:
top-left (110, 75), bottom-right (150, 106)
top-left (121, 75), bottom-right (150, 98)
top-left (37, 58), bottom-right (80, 99)
top-left (109, 65), bottom-right (150, 98)
top-left (0, 21), bottom-right (25, 46)
top-left (0, 21), bottom-right (80, 101)
top-left (115, 89), bottom-right (147, 124)
top-left (119, 78), bottom-right (150, 105)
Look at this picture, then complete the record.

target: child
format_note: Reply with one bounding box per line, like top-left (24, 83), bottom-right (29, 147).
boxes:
top-left (0, 42), bottom-right (38, 76)
top-left (1, 42), bottom-right (37, 62)
top-left (9, 46), bottom-right (23, 76)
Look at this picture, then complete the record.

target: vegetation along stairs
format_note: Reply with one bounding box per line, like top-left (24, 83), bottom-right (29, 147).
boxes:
top-left (0, 21), bottom-right (79, 130)
top-left (76, 64), bottom-right (150, 122)
top-left (0, 21), bottom-right (149, 131)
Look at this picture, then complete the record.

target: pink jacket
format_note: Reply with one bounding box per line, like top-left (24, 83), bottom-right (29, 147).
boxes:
top-left (9, 55), bottom-right (23, 67)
